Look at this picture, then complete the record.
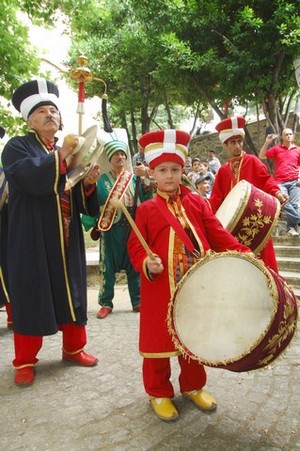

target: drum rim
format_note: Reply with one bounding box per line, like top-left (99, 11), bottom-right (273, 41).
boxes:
top-left (216, 180), bottom-right (281, 255)
top-left (167, 251), bottom-right (279, 367)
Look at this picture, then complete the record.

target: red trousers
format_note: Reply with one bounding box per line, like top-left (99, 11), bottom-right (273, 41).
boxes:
top-left (142, 356), bottom-right (207, 398)
top-left (260, 239), bottom-right (278, 273)
top-left (5, 302), bottom-right (12, 326)
top-left (13, 323), bottom-right (87, 368)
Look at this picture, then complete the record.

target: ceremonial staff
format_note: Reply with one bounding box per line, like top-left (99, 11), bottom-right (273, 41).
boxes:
top-left (42, 55), bottom-right (113, 135)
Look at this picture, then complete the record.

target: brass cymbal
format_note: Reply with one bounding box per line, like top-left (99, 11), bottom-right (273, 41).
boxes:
top-left (65, 125), bottom-right (103, 189)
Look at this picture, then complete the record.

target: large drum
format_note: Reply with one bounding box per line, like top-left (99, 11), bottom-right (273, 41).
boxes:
top-left (168, 252), bottom-right (298, 372)
top-left (215, 180), bottom-right (281, 254)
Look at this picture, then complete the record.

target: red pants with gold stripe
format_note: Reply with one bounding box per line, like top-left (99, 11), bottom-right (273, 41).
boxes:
top-left (142, 355), bottom-right (207, 398)
top-left (13, 323), bottom-right (87, 368)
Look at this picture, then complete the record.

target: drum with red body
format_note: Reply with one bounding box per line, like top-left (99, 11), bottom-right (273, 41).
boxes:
top-left (215, 180), bottom-right (281, 254)
top-left (168, 252), bottom-right (298, 372)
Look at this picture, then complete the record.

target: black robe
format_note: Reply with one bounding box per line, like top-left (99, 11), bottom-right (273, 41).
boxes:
top-left (0, 202), bottom-right (9, 307)
top-left (1, 131), bottom-right (99, 335)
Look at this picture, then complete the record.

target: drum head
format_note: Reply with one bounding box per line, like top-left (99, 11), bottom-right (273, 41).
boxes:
top-left (215, 180), bottom-right (280, 254)
top-left (215, 180), bottom-right (250, 230)
top-left (171, 253), bottom-right (277, 366)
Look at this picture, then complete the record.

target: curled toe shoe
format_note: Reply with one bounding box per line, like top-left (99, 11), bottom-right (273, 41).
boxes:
top-left (14, 366), bottom-right (35, 387)
top-left (149, 397), bottom-right (179, 421)
top-left (96, 307), bottom-right (112, 319)
top-left (183, 389), bottom-right (217, 411)
top-left (62, 350), bottom-right (99, 367)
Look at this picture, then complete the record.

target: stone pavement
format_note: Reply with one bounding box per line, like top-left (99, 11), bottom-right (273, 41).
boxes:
top-left (0, 286), bottom-right (299, 451)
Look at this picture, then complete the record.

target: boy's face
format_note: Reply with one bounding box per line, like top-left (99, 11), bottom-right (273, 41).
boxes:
top-left (196, 180), bottom-right (209, 195)
top-left (198, 163), bottom-right (207, 173)
top-left (150, 161), bottom-right (183, 195)
top-left (192, 160), bottom-right (201, 171)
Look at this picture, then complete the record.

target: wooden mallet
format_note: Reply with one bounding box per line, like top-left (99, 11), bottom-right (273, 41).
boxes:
top-left (109, 198), bottom-right (155, 260)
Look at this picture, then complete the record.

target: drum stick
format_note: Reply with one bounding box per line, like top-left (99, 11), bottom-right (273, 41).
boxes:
top-left (109, 198), bottom-right (155, 260)
top-left (182, 174), bottom-right (196, 191)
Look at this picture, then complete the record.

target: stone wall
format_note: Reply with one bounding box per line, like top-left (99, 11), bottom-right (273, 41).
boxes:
top-left (189, 115), bottom-right (298, 164)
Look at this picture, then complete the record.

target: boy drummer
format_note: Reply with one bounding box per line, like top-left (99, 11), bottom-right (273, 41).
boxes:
top-left (127, 129), bottom-right (251, 421)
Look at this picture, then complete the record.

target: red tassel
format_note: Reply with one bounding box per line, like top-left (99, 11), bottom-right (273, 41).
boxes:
top-left (78, 82), bottom-right (85, 102)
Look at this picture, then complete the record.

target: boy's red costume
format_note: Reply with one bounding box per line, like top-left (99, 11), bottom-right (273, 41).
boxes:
top-left (127, 129), bottom-right (250, 410)
top-left (128, 184), bottom-right (250, 357)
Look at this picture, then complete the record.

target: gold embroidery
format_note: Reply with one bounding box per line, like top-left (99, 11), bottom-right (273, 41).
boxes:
top-left (98, 170), bottom-right (133, 231)
top-left (235, 197), bottom-right (273, 247)
top-left (167, 251), bottom-right (298, 370)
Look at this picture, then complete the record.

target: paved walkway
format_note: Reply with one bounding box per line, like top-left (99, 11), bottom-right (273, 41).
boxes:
top-left (0, 286), bottom-right (299, 451)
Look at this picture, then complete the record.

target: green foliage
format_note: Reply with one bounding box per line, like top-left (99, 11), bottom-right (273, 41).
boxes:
top-left (0, 0), bottom-right (64, 134)
top-left (1, 0), bottom-right (300, 138)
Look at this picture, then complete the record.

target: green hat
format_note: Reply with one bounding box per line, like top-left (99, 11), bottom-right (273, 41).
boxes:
top-left (104, 140), bottom-right (128, 161)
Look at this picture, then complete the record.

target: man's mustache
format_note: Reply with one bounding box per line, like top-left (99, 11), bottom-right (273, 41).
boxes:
top-left (43, 117), bottom-right (57, 125)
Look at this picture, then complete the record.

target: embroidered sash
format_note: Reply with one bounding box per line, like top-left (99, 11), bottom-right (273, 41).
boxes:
top-left (154, 195), bottom-right (196, 253)
top-left (98, 170), bottom-right (133, 231)
top-left (228, 151), bottom-right (245, 188)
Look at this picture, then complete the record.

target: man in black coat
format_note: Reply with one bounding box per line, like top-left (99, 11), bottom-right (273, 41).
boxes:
top-left (2, 79), bottom-right (101, 386)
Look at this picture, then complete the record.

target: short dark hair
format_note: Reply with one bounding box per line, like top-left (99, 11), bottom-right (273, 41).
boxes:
top-left (195, 175), bottom-right (209, 186)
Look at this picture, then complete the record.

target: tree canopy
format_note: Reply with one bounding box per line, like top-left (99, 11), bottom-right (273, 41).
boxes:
top-left (1, 0), bottom-right (300, 146)
top-left (63, 0), bottom-right (300, 150)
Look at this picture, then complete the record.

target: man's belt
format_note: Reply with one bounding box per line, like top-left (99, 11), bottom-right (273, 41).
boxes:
top-left (98, 170), bottom-right (133, 231)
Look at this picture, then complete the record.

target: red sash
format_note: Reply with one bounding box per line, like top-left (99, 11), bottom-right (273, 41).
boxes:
top-left (154, 194), bottom-right (196, 253)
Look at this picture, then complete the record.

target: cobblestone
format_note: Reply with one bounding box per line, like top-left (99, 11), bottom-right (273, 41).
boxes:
top-left (0, 286), bottom-right (299, 451)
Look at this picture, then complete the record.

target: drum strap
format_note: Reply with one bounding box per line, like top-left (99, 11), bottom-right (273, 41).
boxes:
top-left (154, 194), bottom-right (197, 255)
top-left (98, 169), bottom-right (133, 231)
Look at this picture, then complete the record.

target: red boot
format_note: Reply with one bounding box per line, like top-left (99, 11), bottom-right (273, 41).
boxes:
top-left (14, 366), bottom-right (35, 386)
top-left (96, 307), bottom-right (112, 319)
top-left (62, 350), bottom-right (98, 367)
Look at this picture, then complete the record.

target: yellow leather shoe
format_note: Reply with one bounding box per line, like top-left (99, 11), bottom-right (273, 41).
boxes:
top-left (149, 397), bottom-right (179, 421)
top-left (183, 389), bottom-right (217, 411)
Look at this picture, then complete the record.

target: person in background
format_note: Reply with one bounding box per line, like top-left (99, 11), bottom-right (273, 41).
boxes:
top-left (195, 174), bottom-right (210, 199)
top-left (187, 157), bottom-right (202, 185)
top-left (132, 143), bottom-right (153, 191)
top-left (132, 143), bottom-right (146, 167)
top-left (210, 116), bottom-right (287, 272)
top-left (207, 149), bottom-right (221, 174)
top-left (259, 128), bottom-right (300, 237)
top-left (82, 133), bottom-right (153, 319)
top-left (0, 125), bottom-right (12, 329)
top-left (183, 156), bottom-right (192, 175)
top-left (128, 129), bottom-right (251, 422)
top-left (2, 79), bottom-right (101, 386)
top-left (197, 160), bottom-right (215, 198)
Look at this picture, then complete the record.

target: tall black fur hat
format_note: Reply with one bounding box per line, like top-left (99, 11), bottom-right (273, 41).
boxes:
top-left (12, 79), bottom-right (60, 119)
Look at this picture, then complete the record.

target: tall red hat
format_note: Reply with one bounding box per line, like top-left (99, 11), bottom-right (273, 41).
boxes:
top-left (215, 116), bottom-right (246, 143)
top-left (139, 129), bottom-right (190, 169)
